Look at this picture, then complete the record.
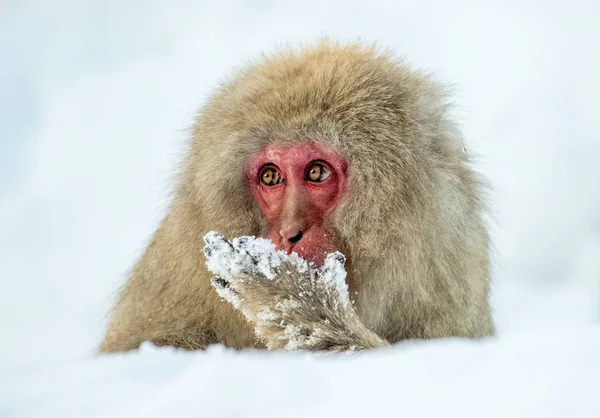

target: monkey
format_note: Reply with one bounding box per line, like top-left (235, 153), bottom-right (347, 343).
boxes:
top-left (100, 40), bottom-right (494, 354)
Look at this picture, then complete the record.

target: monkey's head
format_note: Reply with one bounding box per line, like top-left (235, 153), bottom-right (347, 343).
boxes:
top-left (184, 41), bottom-right (483, 284)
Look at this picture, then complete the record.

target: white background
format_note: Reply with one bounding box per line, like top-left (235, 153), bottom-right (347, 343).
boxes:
top-left (1, 1), bottom-right (599, 415)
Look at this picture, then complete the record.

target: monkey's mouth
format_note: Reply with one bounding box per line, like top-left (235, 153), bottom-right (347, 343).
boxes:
top-left (276, 242), bottom-right (336, 268)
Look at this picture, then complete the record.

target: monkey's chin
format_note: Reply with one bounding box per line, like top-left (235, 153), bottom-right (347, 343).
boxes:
top-left (266, 230), bottom-right (338, 267)
top-left (282, 246), bottom-right (334, 267)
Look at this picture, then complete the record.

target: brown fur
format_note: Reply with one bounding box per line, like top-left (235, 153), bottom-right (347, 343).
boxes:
top-left (100, 40), bottom-right (494, 353)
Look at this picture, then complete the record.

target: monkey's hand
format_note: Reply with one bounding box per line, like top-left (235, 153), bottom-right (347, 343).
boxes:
top-left (203, 232), bottom-right (390, 352)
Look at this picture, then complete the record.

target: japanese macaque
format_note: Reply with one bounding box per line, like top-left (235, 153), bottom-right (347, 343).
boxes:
top-left (100, 40), bottom-right (494, 353)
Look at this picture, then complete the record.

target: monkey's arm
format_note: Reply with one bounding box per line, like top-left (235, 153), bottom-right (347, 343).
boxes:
top-left (203, 233), bottom-right (390, 352)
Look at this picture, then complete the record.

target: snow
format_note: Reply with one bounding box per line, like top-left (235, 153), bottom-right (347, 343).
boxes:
top-left (204, 232), bottom-right (288, 282)
top-left (204, 233), bottom-right (353, 351)
top-left (318, 253), bottom-right (350, 308)
top-left (204, 232), bottom-right (350, 311)
top-left (1, 328), bottom-right (600, 418)
top-left (1, 0), bottom-right (600, 416)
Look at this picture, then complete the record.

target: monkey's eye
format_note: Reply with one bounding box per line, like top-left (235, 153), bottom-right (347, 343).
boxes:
top-left (259, 167), bottom-right (284, 186)
top-left (306, 163), bottom-right (332, 183)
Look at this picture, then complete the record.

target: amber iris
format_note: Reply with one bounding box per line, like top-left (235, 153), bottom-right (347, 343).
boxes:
top-left (306, 163), bottom-right (331, 182)
top-left (260, 167), bottom-right (284, 186)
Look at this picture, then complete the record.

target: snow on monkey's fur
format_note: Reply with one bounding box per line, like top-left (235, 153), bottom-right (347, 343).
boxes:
top-left (203, 232), bottom-right (351, 308)
top-left (203, 232), bottom-right (354, 350)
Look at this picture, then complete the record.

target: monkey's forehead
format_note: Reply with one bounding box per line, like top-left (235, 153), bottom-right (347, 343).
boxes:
top-left (246, 141), bottom-right (347, 168)
top-left (196, 41), bottom-right (464, 159)
top-left (207, 42), bottom-right (434, 129)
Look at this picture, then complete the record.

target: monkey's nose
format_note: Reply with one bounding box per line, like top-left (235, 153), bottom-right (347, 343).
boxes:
top-left (288, 229), bottom-right (303, 244)
top-left (280, 227), bottom-right (304, 250)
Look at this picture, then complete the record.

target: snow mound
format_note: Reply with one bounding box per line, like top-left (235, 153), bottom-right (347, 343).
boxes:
top-left (1, 326), bottom-right (599, 418)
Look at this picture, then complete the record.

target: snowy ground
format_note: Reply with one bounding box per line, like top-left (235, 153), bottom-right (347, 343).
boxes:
top-left (2, 328), bottom-right (600, 418)
top-left (1, 0), bottom-right (599, 417)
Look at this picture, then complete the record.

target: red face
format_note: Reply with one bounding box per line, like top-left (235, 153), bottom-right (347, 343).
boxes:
top-left (246, 141), bottom-right (348, 266)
